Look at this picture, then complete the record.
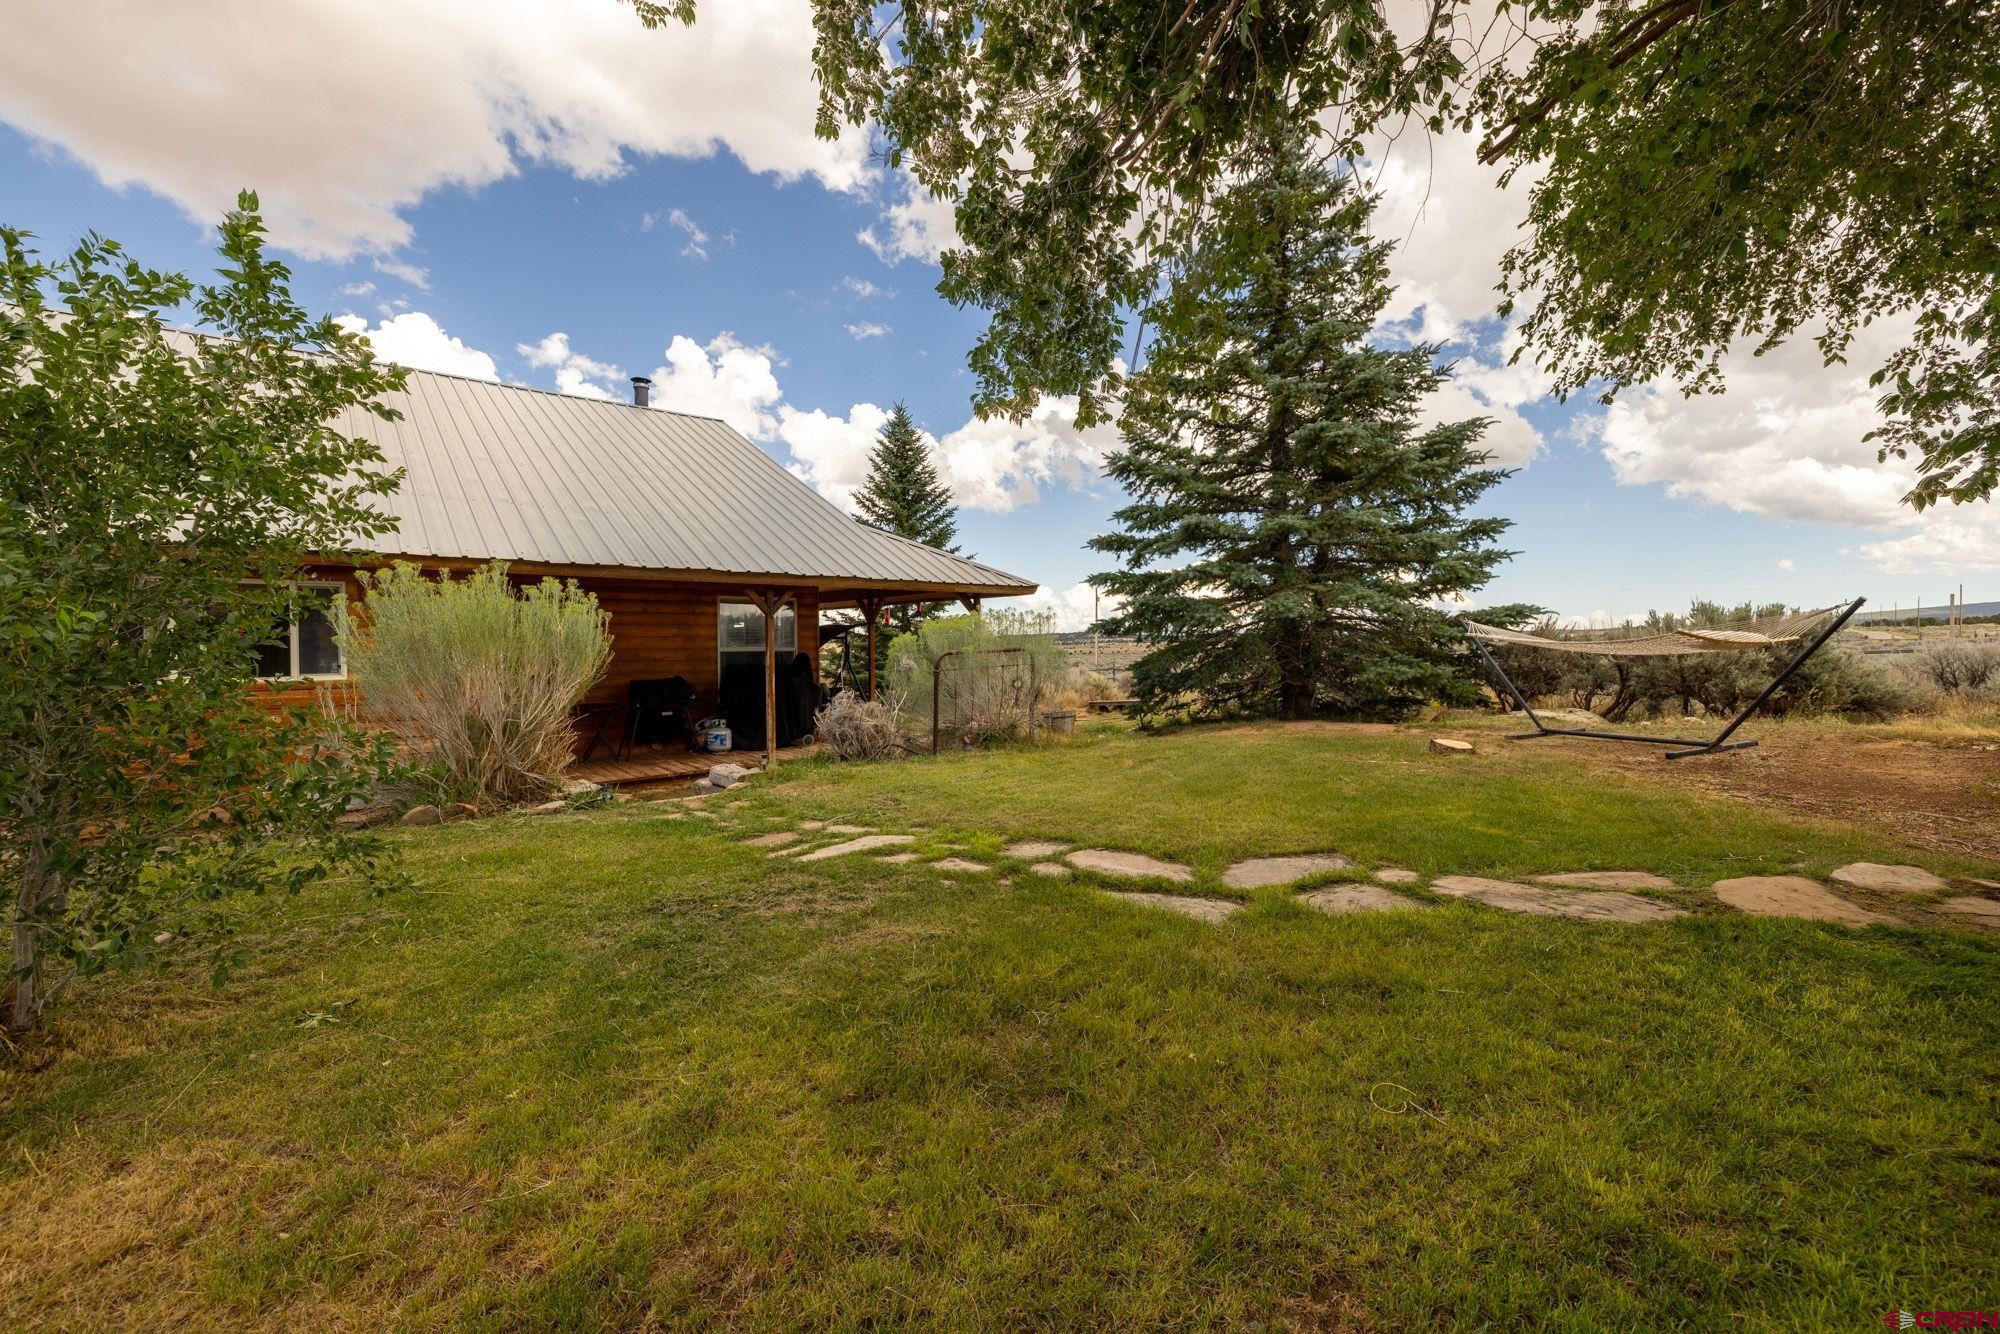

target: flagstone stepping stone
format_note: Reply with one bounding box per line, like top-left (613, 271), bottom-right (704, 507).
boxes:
top-left (1027, 862), bottom-right (1070, 878)
top-left (1712, 876), bottom-right (1888, 927)
top-left (1222, 852), bottom-right (1355, 889)
top-left (798, 834), bottom-right (916, 862)
top-left (1430, 737), bottom-right (1475, 754)
top-left (767, 846), bottom-right (804, 859)
top-left (1530, 870), bottom-right (1678, 891)
top-left (1067, 848), bottom-right (1195, 883)
top-left (878, 852), bottom-right (921, 864)
top-left (931, 857), bottom-right (991, 873)
top-left (741, 831), bottom-right (799, 848)
top-left (1002, 839), bottom-right (1071, 859)
top-left (1938, 896), bottom-right (2000, 922)
top-left (1107, 892), bottom-right (1242, 924)
top-left (1430, 875), bottom-right (1686, 924)
top-left (1967, 878), bottom-right (2000, 891)
top-left (1301, 885), bottom-right (1427, 915)
top-left (1828, 862), bottom-right (1948, 894)
top-left (1372, 867), bottom-right (1420, 885)
top-left (824, 823), bottom-right (875, 835)
top-left (799, 821), bottom-right (827, 830)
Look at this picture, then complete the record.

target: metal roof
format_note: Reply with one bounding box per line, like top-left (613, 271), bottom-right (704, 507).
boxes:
top-left (332, 367), bottom-right (1035, 595)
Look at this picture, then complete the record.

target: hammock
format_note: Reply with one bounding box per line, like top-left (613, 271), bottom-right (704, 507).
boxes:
top-left (1463, 605), bottom-right (1847, 657)
top-left (1462, 598), bottom-right (1866, 759)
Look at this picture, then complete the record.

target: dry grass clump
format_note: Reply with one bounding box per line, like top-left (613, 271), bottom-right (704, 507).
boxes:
top-left (813, 690), bottom-right (915, 761)
top-left (1047, 666), bottom-right (1125, 712)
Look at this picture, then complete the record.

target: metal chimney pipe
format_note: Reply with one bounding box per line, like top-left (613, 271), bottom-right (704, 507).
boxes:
top-left (630, 375), bottom-right (652, 408)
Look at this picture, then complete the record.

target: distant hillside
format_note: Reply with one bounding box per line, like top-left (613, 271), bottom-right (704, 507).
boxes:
top-left (1854, 599), bottom-right (1999, 624)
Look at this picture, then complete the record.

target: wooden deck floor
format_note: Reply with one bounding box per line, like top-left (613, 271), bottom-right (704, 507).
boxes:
top-left (569, 743), bottom-right (819, 787)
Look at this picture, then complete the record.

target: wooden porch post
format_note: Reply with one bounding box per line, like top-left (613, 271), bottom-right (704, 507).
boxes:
top-left (746, 588), bottom-right (794, 765)
top-left (856, 594), bottom-right (885, 701)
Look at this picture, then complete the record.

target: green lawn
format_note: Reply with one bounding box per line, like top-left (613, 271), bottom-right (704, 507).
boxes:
top-left (3, 721), bottom-right (1996, 1328)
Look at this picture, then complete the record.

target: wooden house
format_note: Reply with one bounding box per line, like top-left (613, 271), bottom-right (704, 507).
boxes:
top-left (259, 367), bottom-right (1035, 778)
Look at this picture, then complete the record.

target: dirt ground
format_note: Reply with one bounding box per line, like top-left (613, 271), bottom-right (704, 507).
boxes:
top-left (1562, 728), bottom-right (2000, 863)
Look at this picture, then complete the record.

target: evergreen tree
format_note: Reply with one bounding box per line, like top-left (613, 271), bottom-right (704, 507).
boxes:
top-left (855, 403), bottom-right (957, 552)
top-left (1091, 128), bottom-right (1513, 721)
top-left (848, 403), bottom-right (962, 681)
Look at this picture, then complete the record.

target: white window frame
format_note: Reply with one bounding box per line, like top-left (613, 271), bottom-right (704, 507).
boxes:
top-left (252, 581), bottom-right (349, 682)
top-left (717, 598), bottom-right (797, 679)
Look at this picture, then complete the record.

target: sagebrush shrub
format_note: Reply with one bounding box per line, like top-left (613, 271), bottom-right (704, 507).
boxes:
top-left (1918, 643), bottom-right (2000, 693)
top-left (340, 562), bottom-right (611, 804)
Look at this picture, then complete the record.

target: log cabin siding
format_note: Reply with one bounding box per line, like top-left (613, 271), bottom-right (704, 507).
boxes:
top-left (251, 564), bottom-right (822, 761)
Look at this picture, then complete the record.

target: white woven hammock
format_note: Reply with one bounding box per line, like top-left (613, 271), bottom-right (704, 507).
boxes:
top-left (1463, 605), bottom-right (1846, 658)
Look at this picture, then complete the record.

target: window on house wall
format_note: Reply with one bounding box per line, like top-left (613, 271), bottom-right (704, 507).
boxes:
top-left (718, 599), bottom-right (796, 677)
top-left (252, 583), bottom-right (346, 680)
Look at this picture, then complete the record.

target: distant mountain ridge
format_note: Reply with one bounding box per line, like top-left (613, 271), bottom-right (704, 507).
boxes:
top-left (1854, 599), bottom-right (1999, 623)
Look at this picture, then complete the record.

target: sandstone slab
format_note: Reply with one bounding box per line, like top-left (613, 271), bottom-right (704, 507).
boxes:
top-left (1027, 862), bottom-right (1070, 878)
top-left (798, 834), bottom-right (916, 862)
top-left (1301, 885), bottom-right (1426, 915)
top-left (1531, 871), bottom-right (1678, 891)
top-left (1107, 892), bottom-right (1242, 923)
top-left (1067, 848), bottom-right (1195, 883)
top-left (824, 823), bottom-right (875, 835)
top-left (1829, 862), bottom-right (1948, 894)
top-left (1430, 737), bottom-right (1475, 755)
top-left (1430, 875), bottom-right (1686, 923)
top-left (931, 858), bottom-right (990, 873)
top-left (401, 804), bottom-right (442, 827)
top-left (741, 831), bottom-right (799, 848)
top-left (1372, 867), bottom-right (1420, 885)
top-left (1938, 896), bottom-right (2000, 922)
top-left (1222, 853), bottom-right (1355, 889)
top-left (1002, 839), bottom-right (1071, 859)
top-left (1712, 876), bottom-right (1888, 927)
top-left (877, 852), bottom-right (921, 864)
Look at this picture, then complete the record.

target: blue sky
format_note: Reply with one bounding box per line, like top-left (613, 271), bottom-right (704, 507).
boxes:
top-left (3, 0), bottom-right (1990, 626)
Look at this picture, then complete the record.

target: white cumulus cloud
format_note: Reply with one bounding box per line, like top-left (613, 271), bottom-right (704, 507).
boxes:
top-left (0, 0), bottom-right (874, 260)
top-left (1022, 580), bottom-right (1121, 633)
top-left (334, 311), bottom-right (498, 379)
top-left (857, 171), bottom-right (959, 266)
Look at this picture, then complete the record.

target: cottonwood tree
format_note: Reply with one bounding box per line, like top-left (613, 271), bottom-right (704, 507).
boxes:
top-left (1090, 130), bottom-right (1511, 720)
top-left (0, 196), bottom-right (405, 1029)
top-left (636, 0), bottom-right (1999, 508)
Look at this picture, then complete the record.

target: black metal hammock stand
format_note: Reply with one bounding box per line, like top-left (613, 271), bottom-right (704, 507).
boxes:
top-left (1462, 597), bottom-right (1867, 760)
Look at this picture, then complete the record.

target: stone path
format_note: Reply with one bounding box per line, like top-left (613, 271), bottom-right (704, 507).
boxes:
top-left (1108, 892), bottom-right (1242, 924)
top-left (1002, 839), bottom-right (1070, 859)
top-left (1712, 876), bottom-right (1890, 927)
top-left (1430, 875), bottom-right (1687, 924)
top-left (1302, 885), bottom-right (1426, 915)
top-left (1222, 853), bottom-right (1354, 889)
top-left (1065, 848), bottom-right (1194, 883)
top-left (797, 834), bottom-right (915, 862)
top-left (711, 810), bottom-right (1997, 934)
top-left (1829, 862), bottom-right (1948, 894)
top-left (1530, 870), bottom-right (1677, 891)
